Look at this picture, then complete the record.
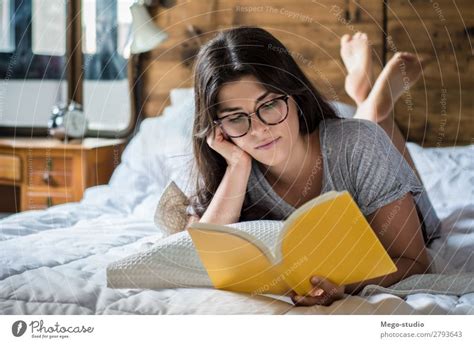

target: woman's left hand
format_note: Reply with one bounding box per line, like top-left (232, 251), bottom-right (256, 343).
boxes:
top-left (288, 276), bottom-right (345, 306)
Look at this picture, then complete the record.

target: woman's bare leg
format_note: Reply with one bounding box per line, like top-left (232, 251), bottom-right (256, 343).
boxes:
top-left (340, 33), bottom-right (431, 181)
top-left (355, 52), bottom-right (432, 123)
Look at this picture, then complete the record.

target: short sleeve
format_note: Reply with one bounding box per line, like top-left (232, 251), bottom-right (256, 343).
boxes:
top-left (349, 120), bottom-right (424, 216)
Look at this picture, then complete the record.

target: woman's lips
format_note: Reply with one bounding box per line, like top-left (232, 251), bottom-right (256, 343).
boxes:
top-left (255, 137), bottom-right (281, 150)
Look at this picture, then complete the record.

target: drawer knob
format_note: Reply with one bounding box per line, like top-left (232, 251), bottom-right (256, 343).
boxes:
top-left (42, 171), bottom-right (51, 184)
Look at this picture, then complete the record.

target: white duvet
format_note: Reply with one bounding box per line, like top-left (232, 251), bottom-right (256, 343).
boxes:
top-left (1, 89), bottom-right (473, 315)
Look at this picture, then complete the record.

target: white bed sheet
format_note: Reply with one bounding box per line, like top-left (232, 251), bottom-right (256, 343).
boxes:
top-left (0, 89), bottom-right (473, 315)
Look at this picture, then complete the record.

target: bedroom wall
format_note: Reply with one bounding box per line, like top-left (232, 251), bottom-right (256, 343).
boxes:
top-left (140, 0), bottom-right (472, 147)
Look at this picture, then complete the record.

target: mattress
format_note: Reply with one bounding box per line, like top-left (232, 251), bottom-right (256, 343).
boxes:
top-left (1, 89), bottom-right (473, 315)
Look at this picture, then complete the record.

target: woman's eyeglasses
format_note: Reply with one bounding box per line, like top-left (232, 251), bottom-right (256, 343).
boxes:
top-left (213, 95), bottom-right (290, 138)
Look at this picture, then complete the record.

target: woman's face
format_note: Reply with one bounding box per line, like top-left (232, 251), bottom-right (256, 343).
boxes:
top-left (215, 75), bottom-right (301, 167)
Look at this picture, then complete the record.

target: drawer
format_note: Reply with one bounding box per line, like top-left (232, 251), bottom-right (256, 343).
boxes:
top-left (29, 156), bottom-right (73, 187)
top-left (23, 192), bottom-right (74, 210)
top-left (0, 154), bottom-right (21, 181)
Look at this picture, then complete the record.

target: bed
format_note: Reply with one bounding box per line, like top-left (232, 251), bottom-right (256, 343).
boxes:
top-left (1, 88), bottom-right (473, 315)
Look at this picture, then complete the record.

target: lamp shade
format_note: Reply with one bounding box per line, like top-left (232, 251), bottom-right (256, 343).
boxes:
top-left (130, 3), bottom-right (168, 54)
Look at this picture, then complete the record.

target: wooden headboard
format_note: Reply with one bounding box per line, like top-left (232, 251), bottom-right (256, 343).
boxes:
top-left (141, 0), bottom-right (472, 147)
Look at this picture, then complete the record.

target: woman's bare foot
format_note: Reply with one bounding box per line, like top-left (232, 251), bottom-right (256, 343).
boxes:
top-left (340, 32), bottom-right (373, 106)
top-left (355, 52), bottom-right (432, 123)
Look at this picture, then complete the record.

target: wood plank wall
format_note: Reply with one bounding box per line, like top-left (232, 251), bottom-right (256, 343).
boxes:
top-left (141, 0), bottom-right (472, 147)
top-left (386, 0), bottom-right (473, 146)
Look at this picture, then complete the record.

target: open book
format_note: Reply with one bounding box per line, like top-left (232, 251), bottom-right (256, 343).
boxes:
top-left (187, 190), bottom-right (397, 296)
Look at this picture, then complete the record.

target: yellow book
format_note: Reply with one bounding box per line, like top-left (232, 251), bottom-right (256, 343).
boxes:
top-left (187, 190), bottom-right (397, 296)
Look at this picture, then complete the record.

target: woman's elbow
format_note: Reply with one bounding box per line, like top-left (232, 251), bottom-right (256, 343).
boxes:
top-left (401, 254), bottom-right (431, 277)
top-left (417, 254), bottom-right (432, 274)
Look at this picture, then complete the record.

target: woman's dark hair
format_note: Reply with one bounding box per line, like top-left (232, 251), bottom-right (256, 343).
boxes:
top-left (189, 26), bottom-right (340, 219)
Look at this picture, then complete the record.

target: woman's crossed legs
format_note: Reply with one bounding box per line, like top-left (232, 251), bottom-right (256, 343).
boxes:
top-left (340, 32), bottom-right (432, 181)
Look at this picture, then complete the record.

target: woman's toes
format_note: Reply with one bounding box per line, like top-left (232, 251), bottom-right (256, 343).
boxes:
top-left (341, 34), bottom-right (351, 44)
top-left (393, 51), bottom-right (402, 59)
top-left (400, 52), bottom-right (417, 60)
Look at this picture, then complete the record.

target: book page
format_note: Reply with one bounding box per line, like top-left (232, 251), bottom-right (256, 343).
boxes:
top-left (225, 220), bottom-right (284, 261)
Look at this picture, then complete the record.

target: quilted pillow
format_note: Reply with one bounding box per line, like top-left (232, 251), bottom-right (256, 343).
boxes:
top-left (106, 230), bottom-right (212, 290)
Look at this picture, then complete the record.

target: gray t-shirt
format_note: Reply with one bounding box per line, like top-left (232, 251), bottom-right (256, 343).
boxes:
top-left (240, 118), bottom-right (441, 245)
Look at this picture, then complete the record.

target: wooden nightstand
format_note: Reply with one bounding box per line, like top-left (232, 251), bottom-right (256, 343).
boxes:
top-left (0, 137), bottom-right (126, 212)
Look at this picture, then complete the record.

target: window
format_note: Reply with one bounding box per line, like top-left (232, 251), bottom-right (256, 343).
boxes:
top-left (81, 0), bottom-right (134, 133)
top-left (0, 0), bottom-right (136, 136)
top-left (0, 0), bottom-right (15, 53)
top-left (0, 0), bottom-right (67, 130)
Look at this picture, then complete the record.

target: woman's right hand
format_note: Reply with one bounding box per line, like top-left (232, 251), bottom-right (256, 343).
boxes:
top-left (206, 125), bottom-right (252, 169)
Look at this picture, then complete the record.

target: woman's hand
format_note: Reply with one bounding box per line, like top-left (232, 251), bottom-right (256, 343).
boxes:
top-left (288, 276), bottom-right (345, 307)
top-left (207, 125), bottom-right (252, 168)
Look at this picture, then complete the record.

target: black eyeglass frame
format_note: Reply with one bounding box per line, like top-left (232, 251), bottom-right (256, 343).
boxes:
top-left (212, 94), bottom-right (290, 138)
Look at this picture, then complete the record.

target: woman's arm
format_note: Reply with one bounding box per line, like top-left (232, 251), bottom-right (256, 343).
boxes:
top-left (196, 124), bottom-right (253, 225)
top-left (198, 161), bottom-right (252, 225)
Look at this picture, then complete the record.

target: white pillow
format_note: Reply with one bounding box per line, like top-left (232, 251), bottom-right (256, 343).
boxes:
top-left (107, 230), bottom-right (212, 290)
top-left (96, 88), bottom-right (197, 220)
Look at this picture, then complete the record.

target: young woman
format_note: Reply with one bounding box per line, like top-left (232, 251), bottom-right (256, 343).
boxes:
top-left (188, 27), bottom-right (441, 306)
